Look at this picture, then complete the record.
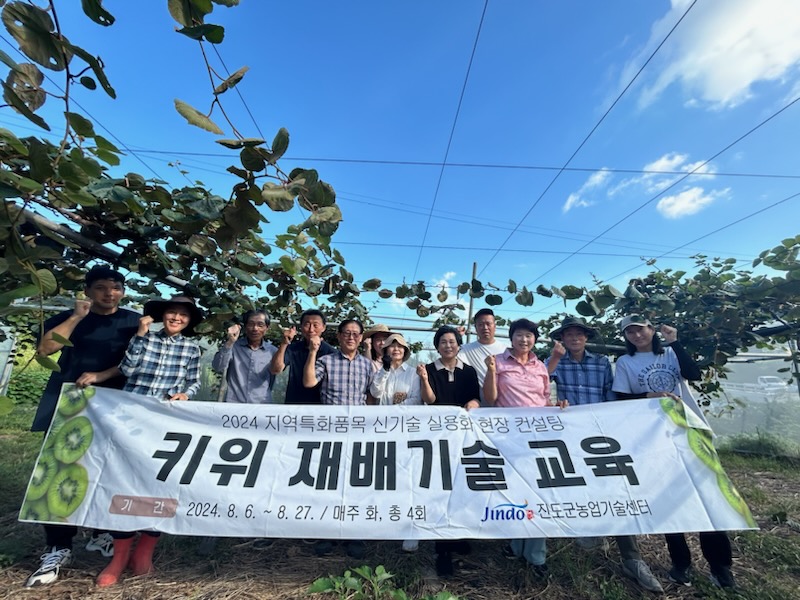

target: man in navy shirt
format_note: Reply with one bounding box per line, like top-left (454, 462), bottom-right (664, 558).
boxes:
top-left (26, 265), bottom-right (140, 587)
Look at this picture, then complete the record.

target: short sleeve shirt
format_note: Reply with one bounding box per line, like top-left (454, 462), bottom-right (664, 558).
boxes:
top-left (494, 349), bottom-right (550, 408)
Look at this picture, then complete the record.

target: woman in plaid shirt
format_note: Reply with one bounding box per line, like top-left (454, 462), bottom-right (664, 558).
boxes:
top-left (97, 295), bottom-right (204, 587)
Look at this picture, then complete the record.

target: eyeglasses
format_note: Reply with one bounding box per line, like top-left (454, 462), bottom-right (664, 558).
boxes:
top-left (339, 331), bottom-right (362, 338)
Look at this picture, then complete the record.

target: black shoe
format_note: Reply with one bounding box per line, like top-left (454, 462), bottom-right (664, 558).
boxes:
top-left (531, 563), bottom-right (549, 579)
top-left (710, 565), bottom-right (736, 588)
top-left (668, 565), bottom-right (692, 586)
top-left (436, 552), bottom-right (454, 577)
top-left (502, 544), bottom-right (519, 560)
top-left (314, 540), bottom-right (333, 556)
top-left (346, 541), bottom-right (366, 560)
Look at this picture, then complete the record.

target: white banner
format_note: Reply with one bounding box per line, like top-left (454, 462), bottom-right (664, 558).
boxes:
top-left (20, 384), bottom-right (756, 539)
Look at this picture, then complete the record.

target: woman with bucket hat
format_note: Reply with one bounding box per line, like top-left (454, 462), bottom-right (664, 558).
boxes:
top-left (362, 323), bottom-right (392, 370)
top-left (369, 333), bottom-right (422, 553)
top-left (97, 294), bottom-right (204, 587)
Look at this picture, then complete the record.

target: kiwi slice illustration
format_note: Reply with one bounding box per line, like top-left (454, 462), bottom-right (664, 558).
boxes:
top-left (44, 411), bottom-right (66, 450)
top-left (660, 397), bottom-right (688, 428)
top-left (20, 498), bottom-right (51, 521)
top-left (687, 427), bottom-right (724, 474)
top-left (57, 386), bottom-right (94, 417)
top-left (717, 471), bottom-right (757, 528)
top-left (27, 450), bottom-right (59, 501)
top-left (47, 463), bottom-right (88, 518)
top-left (53, 416), bottom-right (94, 464)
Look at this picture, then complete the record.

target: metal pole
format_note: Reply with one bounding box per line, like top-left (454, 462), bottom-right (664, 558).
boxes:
top-left (465, 262), bottom-right (477, 343)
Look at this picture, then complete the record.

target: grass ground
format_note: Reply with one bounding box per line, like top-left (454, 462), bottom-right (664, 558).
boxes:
top-left (1, 405), bottom-right (798, 600)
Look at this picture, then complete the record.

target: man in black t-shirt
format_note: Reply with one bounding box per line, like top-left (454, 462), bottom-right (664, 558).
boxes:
top-left (25, 265), bottom-right (140, 588)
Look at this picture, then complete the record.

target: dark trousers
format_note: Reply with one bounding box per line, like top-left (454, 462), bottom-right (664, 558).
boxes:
top-left (44, 524), bottom-right (77, 549)
top-left (665, 531), bottom-right (732, 570)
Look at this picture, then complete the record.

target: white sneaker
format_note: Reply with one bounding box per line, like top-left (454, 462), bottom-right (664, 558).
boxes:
top-left (401, 540), bottom-right (419, 552)
top-left (622, 558), bottom-right (664, 593)
top-left (25, 547), bottom-right (72, 587)
top-left (85, 532), bottom-right (114, 557)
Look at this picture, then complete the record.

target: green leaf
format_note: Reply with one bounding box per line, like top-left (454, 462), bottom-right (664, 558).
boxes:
top-left (168, 0), bottom-right (211, 27)
top-left (178, 24), bottom-right (225, 43)
top-left (240, 146), bottom-right (265, 172)
top-left (94, 135), bottom-right (120, 153)
top-left (268, 127), bottom-right (289, 164)
top-left (187, 234), bottom-right (217, 256)
top-left (0, 48), bottom-right (21, 73)
top-left (0, 395), bottom-right (12, 416)
top-left (27, 138), bottom-right (54, 182)
top-left (216, 138), bottom-right (244, 149)
top-left (212, 0), bottom-right (240, 6)
top-left (79, 75), bottom-right (96, 90)
top-left (507, 279), bottom-right (517, 294)
top-left (485, 294), bottom-right (503, 306)
top-left (81, 0), bottom-right (115, 26)
top-left (0, 283), bottom-right (39, 306)
top-left (307, 578), bottom-right (335, 593)
top-left (561, 284), bottom-right (584, 300)
top-left (33, 268), bottom-right (57, 294)
top-left (66, 111), bottom-right (96, 137)
top-left (515, 287), bottom-right (534, 306)
top-left (35, 354), bottom-right (61, 372)
top-left (0, 127), bottom-right (28, 154)
top-left (68, 43), bottom-right (116, 98)
top-left (213, 65), bottom-right (248, 95)
top-left (575, 300), bottom-right (599, 316)
top-left (261, 183), bottom-right (295, 211)
top-left (0, 81), bottom-right (49, 129)
top-left (362, 278), bottom-right (381, 291)
top-left (50, 332), bottom-right (73, 347)
top-left (1, 3), bottom-right (70, 71)
top-left (174, 98), bottom-right (223, 134)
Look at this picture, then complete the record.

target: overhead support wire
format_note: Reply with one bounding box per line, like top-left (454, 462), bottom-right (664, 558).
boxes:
top-left (477, 0), bottom-right (699, 279)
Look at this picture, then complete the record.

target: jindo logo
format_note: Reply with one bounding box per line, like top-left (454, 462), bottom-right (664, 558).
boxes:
top-left (480, 501), bottom-right (535, 522)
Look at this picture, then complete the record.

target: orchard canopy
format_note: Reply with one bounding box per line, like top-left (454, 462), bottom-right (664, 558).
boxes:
top-left (0, 1), bottom-right (798, 398)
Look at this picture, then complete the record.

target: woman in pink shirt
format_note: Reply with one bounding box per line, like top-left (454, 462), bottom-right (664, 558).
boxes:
top-left (483, 318), bottom-right (552, 408)
top-left (483, 318), bottom-right (564, 578)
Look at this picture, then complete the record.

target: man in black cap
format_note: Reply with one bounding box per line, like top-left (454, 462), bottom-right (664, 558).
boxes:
top-left (26, 265), bottom-right (140, 587)
top-left (546, 315), bottom-right (663, 593)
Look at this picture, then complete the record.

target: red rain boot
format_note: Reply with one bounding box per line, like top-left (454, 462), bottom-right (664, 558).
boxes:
top-left (128, 533), bottom-right (159, 576)
top-left (96, 536), bottom-right (135, 587)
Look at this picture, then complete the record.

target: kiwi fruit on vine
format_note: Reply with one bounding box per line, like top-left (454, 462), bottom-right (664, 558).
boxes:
top-left (660, 397), bottom-right (688, 428)
top-left (57, 385), bottom-right (93, 417)
top-left (20, 498), bottom-right (51, 522)
top-left (53, 416), bottom-right (94, 464)
top-left (27, 450), bottom-right (59, 501)
top-left (47, 463), bottom-right (88, 518)
top-left (687, 427), bottom-right (724, 474)
top-left (717, 472), bottom-right (757, 528)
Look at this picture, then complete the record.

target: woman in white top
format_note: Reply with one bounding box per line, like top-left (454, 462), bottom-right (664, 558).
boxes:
top-left (369, 333), bottom-right (422, 406)
top-left (368, 333), bottom-right (422, 553)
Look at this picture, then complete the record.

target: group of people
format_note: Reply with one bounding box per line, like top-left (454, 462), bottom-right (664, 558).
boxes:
top-left (24, 265), bottom-right (735, 591)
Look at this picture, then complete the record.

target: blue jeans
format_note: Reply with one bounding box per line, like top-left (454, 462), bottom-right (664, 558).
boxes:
top-left (510, 538), bottom-right (547, 566)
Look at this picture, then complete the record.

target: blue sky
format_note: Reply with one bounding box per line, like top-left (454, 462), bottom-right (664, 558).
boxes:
top-left (4, 0), bottom-right (800, 343)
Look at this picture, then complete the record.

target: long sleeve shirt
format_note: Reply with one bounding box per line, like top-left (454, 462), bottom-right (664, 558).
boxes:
top-left (212, 338), bottom-right (277, 403)
top-left (369, 362), bottom-right (422, 405)
top-left (121, 331), bottom-right (201, 399)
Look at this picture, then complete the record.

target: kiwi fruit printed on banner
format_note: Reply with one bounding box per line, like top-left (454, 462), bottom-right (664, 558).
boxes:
top-left (21, 385), bottom-right (94, 522)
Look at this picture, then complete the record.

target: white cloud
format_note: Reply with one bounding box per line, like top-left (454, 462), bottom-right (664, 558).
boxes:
top-left (656, 186), bottom-right (730, 218)
top-left (634, 0), bottom-right (800, 109)
top-left (562, 168), bottom-right (611, 212)
top-left (433, 270), bottom-right (456, 288)
top-left (610, 152), bottom-right (716, 196)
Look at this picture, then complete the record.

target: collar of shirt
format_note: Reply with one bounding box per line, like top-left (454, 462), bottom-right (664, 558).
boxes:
top-left (565, 349), bottom-right (599, 363)
top-left (500, 348), bottom-right (540, 364)
top-left (236, 337), bottom-right (272, 351)
top-left (157, 330), bottom-right (184, 343)
top-left (434, 358), bottom-right (465, 372)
